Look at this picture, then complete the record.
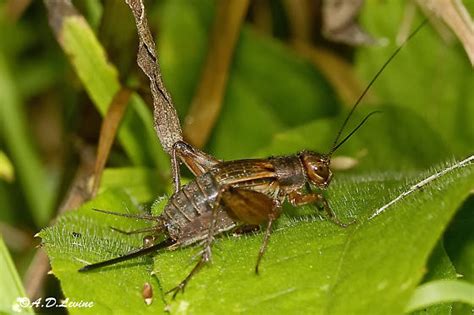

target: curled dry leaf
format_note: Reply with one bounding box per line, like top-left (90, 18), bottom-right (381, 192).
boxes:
top-left (418, 0), bottom-right (474, 66)
top-left (125, 0), bottom-right (183, 154)
top-left (91, 88), bottom-right (132, 197)
top-left (322, 0), bottom-right (376, 46)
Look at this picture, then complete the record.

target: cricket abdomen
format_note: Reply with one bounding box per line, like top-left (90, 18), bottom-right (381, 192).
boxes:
top-left (162, 172), bottom-right (236, 244)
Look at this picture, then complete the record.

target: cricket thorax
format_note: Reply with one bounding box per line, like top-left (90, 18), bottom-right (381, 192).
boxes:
top-left (270, 156), bottom-right (306, 194)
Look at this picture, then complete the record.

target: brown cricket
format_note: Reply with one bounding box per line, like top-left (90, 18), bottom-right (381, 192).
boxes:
top-left (79, 17), bottom-right (426, 298)
top-left (78, 112), bottom-right (374, 298)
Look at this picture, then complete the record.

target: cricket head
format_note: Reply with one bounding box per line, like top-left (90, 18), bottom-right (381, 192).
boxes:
top-left (299, 151), bottom-right (332, 189)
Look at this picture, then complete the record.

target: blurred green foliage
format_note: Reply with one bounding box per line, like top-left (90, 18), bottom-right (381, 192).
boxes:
top-left (0, 236), bottom-right (34, 314)
top-left (0, 0), bottom-right (473, 314)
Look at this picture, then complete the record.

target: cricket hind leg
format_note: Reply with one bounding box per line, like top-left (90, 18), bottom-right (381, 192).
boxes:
top-left (165, 235), bottom-right (214, 299)
top-left (165, 190), bottom-right (225, 299)
top-left (255, 218), bottom-right (274, 274)
top-left (171, 141), bottom-right (220, 193)
top-left (254, 206), bottom-right (280, 275)
top-left (165, 247), bottom-right (210, 299)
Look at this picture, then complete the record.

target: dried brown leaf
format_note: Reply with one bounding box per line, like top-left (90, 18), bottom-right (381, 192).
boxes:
top-left (251, 0), bottom-right (273, 35)
top-left (125, 0), bottom-right (183, 154)
top-left (183, 0), bottom-right (250, 148)
top-left (5, 0), bottom-right (31, 22)
top-left (91, 88), bottom-right (131, 197)
top-left (419, 0), bottom-right (474, 66)
top-left (282, 0), bottom-right (314, 41)
top-left (0, 222), bottom-right (33, 252)
top-left (322, 0), bottom-right (375, 46)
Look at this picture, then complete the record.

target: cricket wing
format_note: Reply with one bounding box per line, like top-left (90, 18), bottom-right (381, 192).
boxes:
top-left (213, 160), bottom-right (276, 187)
top-left (222, 188), bottom-right (277, 225)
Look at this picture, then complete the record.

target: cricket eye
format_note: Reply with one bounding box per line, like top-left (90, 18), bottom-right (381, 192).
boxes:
top-left (301, 153), bottom-right (332, 188)
top-left (312, 164), bottom-right (330, 182)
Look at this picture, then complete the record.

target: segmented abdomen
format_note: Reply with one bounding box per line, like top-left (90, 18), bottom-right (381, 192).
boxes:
top-left (162, 172), bottom-right (220, 239)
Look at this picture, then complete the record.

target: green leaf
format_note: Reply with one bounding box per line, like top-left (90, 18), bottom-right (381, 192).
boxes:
top-left (445, 197), bottom-right (474, 283)
top-left (421, 241), bottom-right (457, 283)
top-left (60, 17), bottom-right (167, 169)
top-left (158, 0), bottom-right (213, 117)
top-left (410, 241), bottom-right (457, 315)
top-left (209, 26), bottom-right (340, 159)
top-left (444, 196), bottom-right (474, 314)
top-left (0, 53), bottom-right (56, 226)
top-left (0, 236), bottom-right (33, 314)
top-left (40, 160), bottom-right (473, 314)
top-left (100, 167), bottom-right (166, 203)
top-left (157, 161), bottom-right (473, 314)
top-left (231, 27), bottom-right (339, 127)
top-left (356, 2), bottom-right (474, 158)
top-left (208, 74), bottom-right (284, 159)
top-left (406, 280), bottom-right (474, 313)
top-left (39, 189), bottom-right (166, 314)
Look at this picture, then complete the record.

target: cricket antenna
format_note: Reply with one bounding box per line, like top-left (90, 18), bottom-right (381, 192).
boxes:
top-left (328, 19), bottom-right (427, 157)
top-left (92, 208), bottom-right (159, 221)
top-left (330, 110), bottom-right (381, 154)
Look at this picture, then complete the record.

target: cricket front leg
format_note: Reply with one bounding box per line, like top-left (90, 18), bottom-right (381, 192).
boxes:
top-left (171, 141), bottom-right (220, 193)
top-left (288, 191), bottom-right (355, 228)
top-left (165, 248), bottom-right (211, 299)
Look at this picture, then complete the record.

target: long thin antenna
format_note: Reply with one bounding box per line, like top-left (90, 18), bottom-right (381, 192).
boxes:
top-left (330, 111), bottom-right (381, 154)
top-left (329, 19), bottom-right (427, 155)
top-left (92, 208), bottom-right (159, 221)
